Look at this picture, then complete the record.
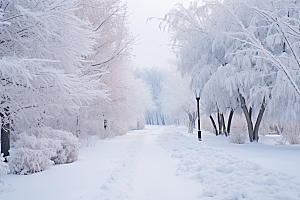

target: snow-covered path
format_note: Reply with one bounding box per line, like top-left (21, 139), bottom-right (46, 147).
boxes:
top-left (131, 126), bottom-right (200, 200)
top-left (1, 125), bottom-right (300, 200)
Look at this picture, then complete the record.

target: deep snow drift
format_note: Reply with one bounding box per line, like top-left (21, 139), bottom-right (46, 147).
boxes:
top-left (1, 125), bottom-right (300, 200)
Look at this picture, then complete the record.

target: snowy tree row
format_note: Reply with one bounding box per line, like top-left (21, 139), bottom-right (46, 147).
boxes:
top-left (76, 0), bottom-right (154, 137)
top-left (160, 0), bottom-right (300, 143)
top-left (0, 0), bottom-right (153, 175)
top-left (135, 67), bottom-right (167, 126)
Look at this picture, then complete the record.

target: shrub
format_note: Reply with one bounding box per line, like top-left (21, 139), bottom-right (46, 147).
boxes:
top-left (34, 128), bottom-right (80, 164)
top-left (276, 123), bottom-right (300, 145)
top-left (228, 132), bottom-right (247, 144)
top-left (8, 133), bottom-right (56, 175)
top-left (8, 128), bottom-right (80, 175)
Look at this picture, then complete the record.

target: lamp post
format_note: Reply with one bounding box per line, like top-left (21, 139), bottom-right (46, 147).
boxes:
top-left (195, 91), bottom-right (201, 141)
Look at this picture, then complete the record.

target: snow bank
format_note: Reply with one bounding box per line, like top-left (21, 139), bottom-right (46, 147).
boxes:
top-left (158, 131), bottom-right (300, 200)
top-left (8, 128), bottom-right (80, 175)
top-left (0, 154), bottom-right (9, 182)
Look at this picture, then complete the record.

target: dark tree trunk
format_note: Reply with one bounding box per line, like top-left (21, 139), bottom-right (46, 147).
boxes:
top-left (1, 106), bottom-right (10, 159)
top-left (253, 100), bottom-right (266, 142)
top-left (218, 112), bottom-right (223, 135)
top-left (227, 109), bottom-right (234, 135)
top-left (239, 94), bottom-right (254, 142)
top-left (221, 113), bottom-right (228, 136)
top-left (1, 123), bottom-right (10, 158)
top-left (209, 115), bottom-right (218, 135)
top-left (249, 107), bottom-right (252, 122)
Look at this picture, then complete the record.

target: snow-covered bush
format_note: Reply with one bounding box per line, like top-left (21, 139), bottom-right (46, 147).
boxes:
top-left (30, 128), bottom-right (80, 164)
top-left (9, 128), bottom-right (80, 175)
top-left (8, 133), bottom-right (56, 175)
top-left (286, 134), bottom-right (300, 145)
top-left (228, 132), bottom-right (247, 144)
top-left (284, 124), bottom-right (300, 145)
top-left (0, 154), bottom-right (9, 182)
top-left (277, 123), bottom-right (300, 145)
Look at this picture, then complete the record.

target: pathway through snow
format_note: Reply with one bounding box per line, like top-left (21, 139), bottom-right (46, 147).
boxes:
top-left (1, 125), bottom-right (300, 200)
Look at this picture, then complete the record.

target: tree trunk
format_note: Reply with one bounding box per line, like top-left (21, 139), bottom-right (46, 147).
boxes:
top-left (188, 113), bottom-right (193, 133)
top-left (227, 109), bottom-right (234, 135)
top-left (1, 123), bottom-right (10, 157)
top-left (188, 122), bottom-right (193, 133)
top-left (192, 112), bottom-right (196, 129)
top-left (218, 112), bottom-right (223, 135)
top-left (76, 114), bottom-right (80, 136)
top-left (253, 100), bottom-right (266, 142)
top-left (275, 124), bottom-right (283, 135)
top-left (161, 114), bottom-right (165, 125)
top-left (151, 113), bottom-right (154, 125)
top-left (249, 107), bottom-right (252, 122)
top-left (1, 107), bottom-right (10, 158)
top-left (239, 94), bottom-right (254, 142)
top-left (209, 115), bottom-right (218, 135)
top-left (221, 113), bottom-right (228, 136)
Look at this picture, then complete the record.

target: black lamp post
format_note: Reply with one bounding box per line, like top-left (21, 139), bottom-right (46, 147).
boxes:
top-left (195, 91), bottom-right (201, 141)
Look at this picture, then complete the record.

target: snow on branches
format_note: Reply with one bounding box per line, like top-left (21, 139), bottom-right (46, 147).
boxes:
top-left (0, 0), bottom-right (108, 134)
top-left (76, 0), bottom-right (153, 137)
top-left (0, 0), bottom-right (150, 178)
top-left (160, 0), bottom-right (300, 142)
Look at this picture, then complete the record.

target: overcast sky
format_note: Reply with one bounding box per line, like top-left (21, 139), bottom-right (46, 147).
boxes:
top-left (125, 0), bottom-right (190, 69)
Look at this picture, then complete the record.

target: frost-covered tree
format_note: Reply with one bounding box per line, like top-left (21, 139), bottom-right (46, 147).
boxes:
top-left (159, 2), bottom-right (236, 136)
top-left (159, 70), bottom-right (196, 133)
top-left (76, 0), bottom-right (152, 137)
top-left (208, 0), bottom-right (300, 141)
top-left (161, 0), bottom-right (300, 142)
top-left (135, 67), bottom-right (167, 125)
top-left (0, 0), bottom-right (107, 156)
top-left (77, 0), bottom-right (134, 80)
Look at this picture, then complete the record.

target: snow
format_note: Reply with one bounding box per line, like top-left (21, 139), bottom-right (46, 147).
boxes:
top-left (1, 125), bottom-right (300, 200)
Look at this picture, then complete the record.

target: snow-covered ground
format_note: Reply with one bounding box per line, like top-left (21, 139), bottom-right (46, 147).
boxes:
top-left (1, 125), bottom-right (300, 200)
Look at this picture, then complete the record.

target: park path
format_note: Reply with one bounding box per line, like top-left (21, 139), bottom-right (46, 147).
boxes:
top-left (88, 125), bottom-right (200, 200)
top-left (1, 125), bottom-right (300, 200)
top-left (0, 126), bottom-right (200, 200)
top-left (130, 126), bottom-right (200, 200)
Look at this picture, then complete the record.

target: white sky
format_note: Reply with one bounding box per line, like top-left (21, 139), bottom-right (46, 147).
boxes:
top-left (125, 0), bottom-right (190, 69)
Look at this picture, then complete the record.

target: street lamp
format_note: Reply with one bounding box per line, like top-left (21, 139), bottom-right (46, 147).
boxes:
top-left (195, 90), bottom-right (201, 141)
